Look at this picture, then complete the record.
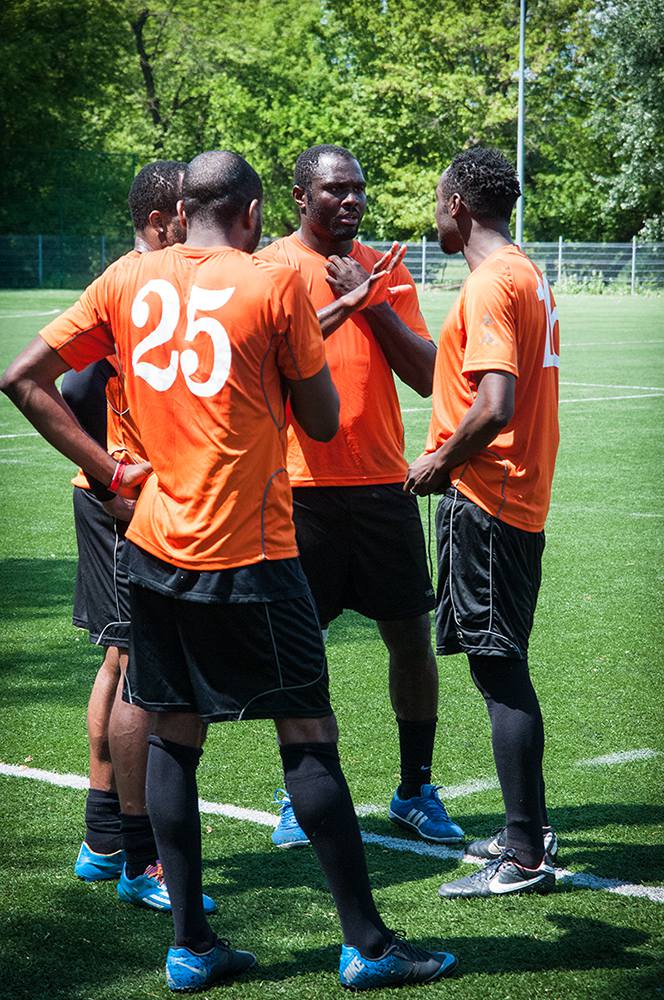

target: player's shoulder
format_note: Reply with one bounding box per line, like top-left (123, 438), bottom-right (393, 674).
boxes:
top-left (251, 253), bottom-right (306, 295)
top-left (256, 234), bottom-right (304, 268)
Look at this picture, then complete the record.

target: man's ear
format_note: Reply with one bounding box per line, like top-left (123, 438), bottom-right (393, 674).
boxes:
top-left (176, 199), bottom-right (186, 229)
top-left (448, 193), bottom-right (463, 218)
top-left (293, 184), bottom-right (306, 214)
top-left (246, 198), bottom-right (261, 230)
top-left (147, 209), bottom-right (165, 235)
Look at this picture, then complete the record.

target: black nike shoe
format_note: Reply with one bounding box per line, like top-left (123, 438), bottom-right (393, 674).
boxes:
top-left (466, 827), bottom-right (559, 865)
top-left (438, 849), bottom-right (556, 899)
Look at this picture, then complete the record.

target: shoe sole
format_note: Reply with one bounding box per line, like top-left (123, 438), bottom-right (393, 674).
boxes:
top-left (388, 810), bottom-right (465, 844)
top-left (341, 953), bottom-right (458, 991)
top-left (271, 838), bottom-right (311, 849)
top-left (75, 869), bottom-right (122, 882)
top-left (168, 955), bottom-right (257, 992)
top-left (439, 876), bottom-right (556, 900)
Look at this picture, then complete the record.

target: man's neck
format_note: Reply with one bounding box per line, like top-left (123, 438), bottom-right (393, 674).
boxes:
top-left (295, 224), bottom-right (353, 259)
top-left (463, 220), bottom-right (514, 272)
top-left (134, 232), bottom-right (157, 254)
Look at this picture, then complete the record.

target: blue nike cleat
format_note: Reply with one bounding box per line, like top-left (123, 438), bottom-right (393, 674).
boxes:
top-left (389, 784), bottom-right (464, 843)
top-left (339, 936), bottom-right (457, 990)
top-left (117, 862), bottom-right (217, 913)
top-left (74, 841), bottom-right (124, 881)
top-left (271, 788), bottom-right (310, 849)
top-left (166, 938), bottom-right (257, 992)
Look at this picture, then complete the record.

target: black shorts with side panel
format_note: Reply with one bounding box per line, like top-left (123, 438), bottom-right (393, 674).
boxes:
top-left (292, 483), bottom-right (436, 627)
top-left (124, 551), bottom-right (331, 722)
top-left (435, 488), bottom-right (544, 659)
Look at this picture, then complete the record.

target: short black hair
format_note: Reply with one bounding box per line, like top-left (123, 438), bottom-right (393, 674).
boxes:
top-left (441, 147), bottom-right (521, 221)
top-left (182, 151), bottom-right (262, 226)
top-left (128, 160), bottom-right (186, 231)
top-left (293, 144), bottom-right (359, 192)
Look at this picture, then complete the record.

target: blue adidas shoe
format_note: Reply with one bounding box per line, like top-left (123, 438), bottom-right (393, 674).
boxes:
top-left (339, 936), bottom-right (457, 990)
top-left (166, 938), bottom-right (256, 992)
top-left (389, 784), bottom-right (464, 844)
top-left (271, 789), bottom-right (310, 849)
top-left (117, 863), bottom-right (217, 914)
top-left (74, 841), bottom-right (124, 882)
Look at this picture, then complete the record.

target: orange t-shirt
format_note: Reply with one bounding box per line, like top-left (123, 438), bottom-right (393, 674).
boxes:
top-left (41, 243), bottom-right (326, 569)
top-left (258, 234), bottom-right (432, 486)
top-left (425, 244), bottom-right (560, 532)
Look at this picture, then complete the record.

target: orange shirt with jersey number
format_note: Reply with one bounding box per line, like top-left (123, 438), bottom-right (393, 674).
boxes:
top-left (258, 234), bottom-right (432, 486)
top-left (425, 244), bottom-right (560, 533)
top-left (40, 243), bottom-right (326, 569)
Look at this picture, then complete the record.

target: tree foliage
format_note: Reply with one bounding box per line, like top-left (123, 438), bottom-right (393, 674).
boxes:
top-left (2, 0), bottom-right (662, 240)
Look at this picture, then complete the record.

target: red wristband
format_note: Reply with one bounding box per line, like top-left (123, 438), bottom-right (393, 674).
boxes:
top-left (109, 460), bottom-right (127, 493)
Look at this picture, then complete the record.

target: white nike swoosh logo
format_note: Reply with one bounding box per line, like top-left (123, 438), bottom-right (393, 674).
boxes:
top-left (488, 872), bottom-right (547, 894)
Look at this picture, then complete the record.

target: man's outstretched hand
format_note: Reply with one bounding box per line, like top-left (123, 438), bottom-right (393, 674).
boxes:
top-left (325, 241), bottom-right (408, 311)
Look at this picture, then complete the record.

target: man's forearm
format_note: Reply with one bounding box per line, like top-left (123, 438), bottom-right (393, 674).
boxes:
top-left (433, 402), bottom-right (507, 477)
top-left (3, 375), bottom-right (117, 485)
top-left (362, 302), bottom-right (436, 396)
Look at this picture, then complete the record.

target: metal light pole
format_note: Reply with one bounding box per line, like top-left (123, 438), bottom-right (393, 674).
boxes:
top-left (515, 0), bottom-right (526, 244)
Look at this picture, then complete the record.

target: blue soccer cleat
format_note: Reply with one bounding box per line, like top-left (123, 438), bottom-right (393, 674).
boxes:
top-left (166, 938), bottom-right (256, 992)
top-left (271, 788), bottom-right (310, 849)
top-left (117, 862), bottom-right (217, 913)
top-left (389, 784), bottom-right (464, 843)
top-left (339, 936), bottom-right (457, 990)
top-left (74, 841), bottom-right (124, 881)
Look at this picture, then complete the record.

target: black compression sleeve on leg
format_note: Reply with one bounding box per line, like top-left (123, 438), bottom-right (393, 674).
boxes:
top-left (85, 788), bottom-right (121, 854)
top-left (120, 813), bottom-right (158, 879)
top-left (469, 655), bottom-right (546, 868)
top-left (396, 717), bottom-right (437, 799)
top-left (280, 742), bottom-right (389, 958)
top-left (146, 736), bottom-right (213, 952)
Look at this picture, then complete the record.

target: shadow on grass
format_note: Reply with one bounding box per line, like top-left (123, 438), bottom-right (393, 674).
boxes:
top-left (0, 887), bottom-right (656, 1000)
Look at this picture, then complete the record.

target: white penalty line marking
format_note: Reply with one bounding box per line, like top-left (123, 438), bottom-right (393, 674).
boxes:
top-left (0, 431), bottom-right (39, 440)
top-left (0, 308), bottom-right (61, 319)
top-left (1, 761), bottom-right (662, 903)
top-left (560, 392), bottom-right (664, 404)
top-left (578, 749), bottom-right (659, 766)
top-left (561, 340), bottom-right (664, 348)
top-left (560, 380), bottom-right (664, 392)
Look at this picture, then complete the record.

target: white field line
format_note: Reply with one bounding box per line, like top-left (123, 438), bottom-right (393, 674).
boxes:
top-left (2, 761), bottom-right (662, 903)
top-left (560, 380), bottom-right (664, 391)
top-left (578, 749), bottom-right (659, 766)
top-left (0, 431), bottom-right (39, 440)
top-left (560, 392), bottom-right (664, 404)
top-left (0, 308), bottom-right (61, 319)
top-left (561, 340), bottom-right (664, 347)
top-left (356, 778), bottom-right (500, 816)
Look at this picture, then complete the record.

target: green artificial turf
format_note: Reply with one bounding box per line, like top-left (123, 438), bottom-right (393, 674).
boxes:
top-left (1, 289), bottom-right (663, 1000)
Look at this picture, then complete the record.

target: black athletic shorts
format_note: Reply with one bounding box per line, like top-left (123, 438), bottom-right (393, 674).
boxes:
top-left (72, 487), bottom-right (130, 648)
top-left (435, 488), bottom-right (545, 659)
top-left (123, 547), bottom-right (331, 723)
top-left (292, 483), bottom-right (436, 627)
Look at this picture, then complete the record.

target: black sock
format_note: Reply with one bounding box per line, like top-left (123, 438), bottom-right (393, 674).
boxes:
top-left (469, 655), bottom-right (546, 869)
top-left (121, 813), bottom-right (158, 879)
top-left (280, 742), bottom-right (390, 958)
top-left (85, 788), bottom-right (121, 854)
top-left (396, 717), bottom-right (437, 798)
top-left (146, 736), bottom-right (213, 952)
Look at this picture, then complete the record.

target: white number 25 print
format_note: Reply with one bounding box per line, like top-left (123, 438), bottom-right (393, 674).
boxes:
top-left (536, 274), bottom-right (559, 369)
top-left (131, 280), bottom-right (234, 397)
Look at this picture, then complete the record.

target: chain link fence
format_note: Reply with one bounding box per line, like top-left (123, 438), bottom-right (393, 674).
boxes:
top-left (1, 234), bottom-right (663, 292)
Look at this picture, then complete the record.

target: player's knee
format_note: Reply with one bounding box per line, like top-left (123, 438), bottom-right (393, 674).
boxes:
top-left (275, 713), bottom-right (339, 746)
top-left (380, 614), bottom-right (434, 666)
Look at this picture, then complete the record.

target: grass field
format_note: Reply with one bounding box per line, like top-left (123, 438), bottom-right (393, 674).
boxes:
top-left (1, 288), bottom-right (663, 1000)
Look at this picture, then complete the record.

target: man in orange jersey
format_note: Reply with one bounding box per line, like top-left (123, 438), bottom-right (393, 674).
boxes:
top-left (62, 161), bottom-right (213, 914)
top-left (406, 147), bottom-right (560, 899)
top-left (1, 151), bottom-right (457, 992)
top-left (259, 144), bottom-right (464, 849)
